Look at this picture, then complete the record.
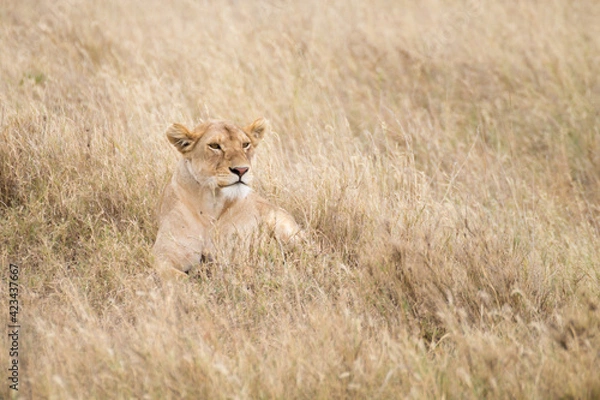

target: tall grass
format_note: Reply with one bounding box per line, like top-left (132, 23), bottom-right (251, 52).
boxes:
top-left (1, 0), bottom-right (599, 398)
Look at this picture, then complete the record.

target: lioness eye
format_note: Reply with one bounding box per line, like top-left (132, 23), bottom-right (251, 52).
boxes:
top-left (208, 143), bottom-right (221, 150)
top-left (243, 142), bottom-right (251, 149)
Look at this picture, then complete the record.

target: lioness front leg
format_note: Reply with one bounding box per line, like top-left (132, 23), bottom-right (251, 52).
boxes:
top-left (154, 258), bottom-right (190, 281)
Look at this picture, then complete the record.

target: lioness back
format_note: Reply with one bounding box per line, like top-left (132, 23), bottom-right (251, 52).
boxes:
top-left (152, 117), bottom-right (301, 277)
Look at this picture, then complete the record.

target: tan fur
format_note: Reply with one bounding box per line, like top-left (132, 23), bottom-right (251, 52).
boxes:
top-left (152, 118), bottom-right (301, 277)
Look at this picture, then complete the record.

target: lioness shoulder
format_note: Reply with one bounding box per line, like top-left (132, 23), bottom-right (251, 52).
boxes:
top-left (152, 117), bottom-right (301, 277)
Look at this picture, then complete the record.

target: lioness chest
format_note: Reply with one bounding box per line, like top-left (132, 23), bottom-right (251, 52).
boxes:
top-left (154, 187), bottom-right (272, 271)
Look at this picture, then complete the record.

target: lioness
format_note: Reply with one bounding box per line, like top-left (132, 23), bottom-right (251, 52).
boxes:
top-left (152, 117), bottom-right (301, 277)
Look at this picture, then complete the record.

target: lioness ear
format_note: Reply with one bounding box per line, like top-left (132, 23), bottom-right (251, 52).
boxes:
top-left (244, 117), bottom-right (270, 146)
top-left (166, 123), bottom-right (199, 153)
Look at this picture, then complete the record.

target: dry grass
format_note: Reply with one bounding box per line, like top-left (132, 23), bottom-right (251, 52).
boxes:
top-left (1, 0), bottom-right (600, 398)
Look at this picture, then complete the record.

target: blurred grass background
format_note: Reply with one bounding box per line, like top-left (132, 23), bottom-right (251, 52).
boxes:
top-left (1, 0), bottom-right (599, 398)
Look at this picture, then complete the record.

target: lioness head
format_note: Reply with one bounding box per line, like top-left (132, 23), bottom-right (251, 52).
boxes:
top-left (166, 118), bottom-right (268, 200)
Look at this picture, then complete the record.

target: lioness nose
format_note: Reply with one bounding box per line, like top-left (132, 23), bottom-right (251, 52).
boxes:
top-left (230, 167), bottom-right (249, 177)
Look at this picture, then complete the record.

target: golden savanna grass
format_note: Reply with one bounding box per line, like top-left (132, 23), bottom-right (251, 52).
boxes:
top-left (1, 0), bottom-right (599, 398)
